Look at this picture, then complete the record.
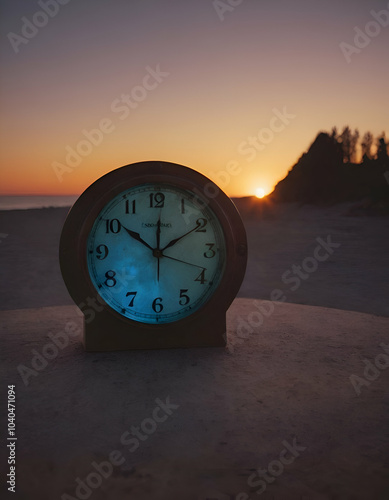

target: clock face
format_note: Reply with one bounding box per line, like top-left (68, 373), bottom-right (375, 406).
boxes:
top-left (86, 183), bottom-right (227, 324)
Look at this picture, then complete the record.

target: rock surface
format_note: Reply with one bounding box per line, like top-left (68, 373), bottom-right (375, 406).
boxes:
top-left (1, 298), bottom-right (389, 499)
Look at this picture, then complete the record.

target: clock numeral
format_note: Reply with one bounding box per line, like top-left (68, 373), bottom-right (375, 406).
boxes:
top-left (126, 291), bottom-right (137, 307)
top-left (195, 269), bottom-right (207, 284)
top-left (125, 199), bottom-right (136, 214)
top-left (181, 198), bottom-right (185, 214)
top-left (149, 192), bottom-right (165, 208)
top-left (204, 243), bottom-right (216, 258)
top-left (105, 219), bottom-right (121, 234)
top-left (195, 218), bottom-right (207, 232)
top-left (96, 244), bottom-right (109, 260)
top-left (179, 289), bottom-right (190, 306)
top-left (104, 270), bottom-right (117, 287)
top-left (152, 297), bottom-right (163, 313)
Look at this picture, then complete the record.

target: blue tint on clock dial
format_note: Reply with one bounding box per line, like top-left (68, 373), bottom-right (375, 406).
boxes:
top-left (87, 183), bottom-right (226, 324)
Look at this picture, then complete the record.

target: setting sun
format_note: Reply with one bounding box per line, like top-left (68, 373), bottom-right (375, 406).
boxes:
top-left (255, 187), bottom-right (266, 199)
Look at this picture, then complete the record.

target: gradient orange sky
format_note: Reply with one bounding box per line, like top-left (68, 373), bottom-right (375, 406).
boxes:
top-left (0, 0), bottom-right (388, 197)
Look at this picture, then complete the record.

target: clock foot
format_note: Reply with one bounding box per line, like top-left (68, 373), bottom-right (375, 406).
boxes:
top-left (83, 310), bottom-right (227, 351)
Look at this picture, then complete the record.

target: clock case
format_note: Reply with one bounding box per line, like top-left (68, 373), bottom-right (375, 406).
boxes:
top-left (59, 161), bottom-right (247, 351)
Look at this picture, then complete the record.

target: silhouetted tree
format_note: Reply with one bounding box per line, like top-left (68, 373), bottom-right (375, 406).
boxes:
top-left (330, 126), bottom-right (338, 141)
top-left (361, 131), bottom-right (374, 161)
top-left (350, 129), bottom-right (359, 163)
top-left (340, 126), bottom-right (352, 162)
top-left (376, 133), bottom-right (389, 164)
top-left (338, 127), bottom-right (360, 163)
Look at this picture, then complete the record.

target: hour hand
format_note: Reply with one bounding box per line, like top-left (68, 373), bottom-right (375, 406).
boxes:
top-left (161, 223), bottom-right (198, 251)
top-left (122, 226), bottom-right (153, 251)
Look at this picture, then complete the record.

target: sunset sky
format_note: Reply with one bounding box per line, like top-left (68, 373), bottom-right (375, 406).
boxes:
top-left (0, 0), bottom-right (388, 197)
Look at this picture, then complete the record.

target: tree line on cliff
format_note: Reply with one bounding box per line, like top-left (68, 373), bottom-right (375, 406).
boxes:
top-left (271, 127), bottom-right (389, 207)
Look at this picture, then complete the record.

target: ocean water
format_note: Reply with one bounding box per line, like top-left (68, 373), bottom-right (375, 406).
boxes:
top-left (0, 195), bottom-right (78, 211)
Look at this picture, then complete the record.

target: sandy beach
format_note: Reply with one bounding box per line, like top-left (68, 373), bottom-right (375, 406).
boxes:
top-left (0, 202), bottom-right (388, 316)
top-left (1, 201), bottom-right (389, 499)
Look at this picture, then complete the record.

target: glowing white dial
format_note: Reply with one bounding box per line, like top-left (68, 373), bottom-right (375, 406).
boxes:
top-left (87, 183), bottom-right (226, 324)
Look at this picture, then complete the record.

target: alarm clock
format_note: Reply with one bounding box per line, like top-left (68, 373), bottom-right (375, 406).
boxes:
top-left (59, 161), bottom-right (247, 351)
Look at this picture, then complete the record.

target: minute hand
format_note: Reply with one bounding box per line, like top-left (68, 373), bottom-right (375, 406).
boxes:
top-left (122, 226), bottom-right (153, 251)
top-left (161, 224), bottom-right (198, 251)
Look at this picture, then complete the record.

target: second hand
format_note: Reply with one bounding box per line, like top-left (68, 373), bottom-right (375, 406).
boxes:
top-left (162, 254), bottom-right (205, 270)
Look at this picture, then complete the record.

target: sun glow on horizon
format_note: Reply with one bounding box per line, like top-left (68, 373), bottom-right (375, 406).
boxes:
top-left (255, 187), bottom-right (266, 199)
top-left (0, 2), bottom-right (387, 198)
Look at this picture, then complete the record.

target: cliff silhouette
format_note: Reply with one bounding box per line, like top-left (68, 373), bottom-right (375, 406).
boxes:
top-left (269, 129), bottom-right (389, 212)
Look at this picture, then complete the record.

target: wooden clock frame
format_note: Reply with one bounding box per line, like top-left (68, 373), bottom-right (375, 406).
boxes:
top-left (59, 161), bottom-right (247, 351)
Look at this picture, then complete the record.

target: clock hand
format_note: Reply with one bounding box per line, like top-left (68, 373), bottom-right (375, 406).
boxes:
top-left (156, 214), bottom-right (161, 250)
top-left (161, 223), bottom-right (199, 252)
top-left (156, 215), bottom-right (161, 282)
top-left (162, 253), bottom-right (206, 270)
top-left (122, 226), bottom-right (153, 251)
